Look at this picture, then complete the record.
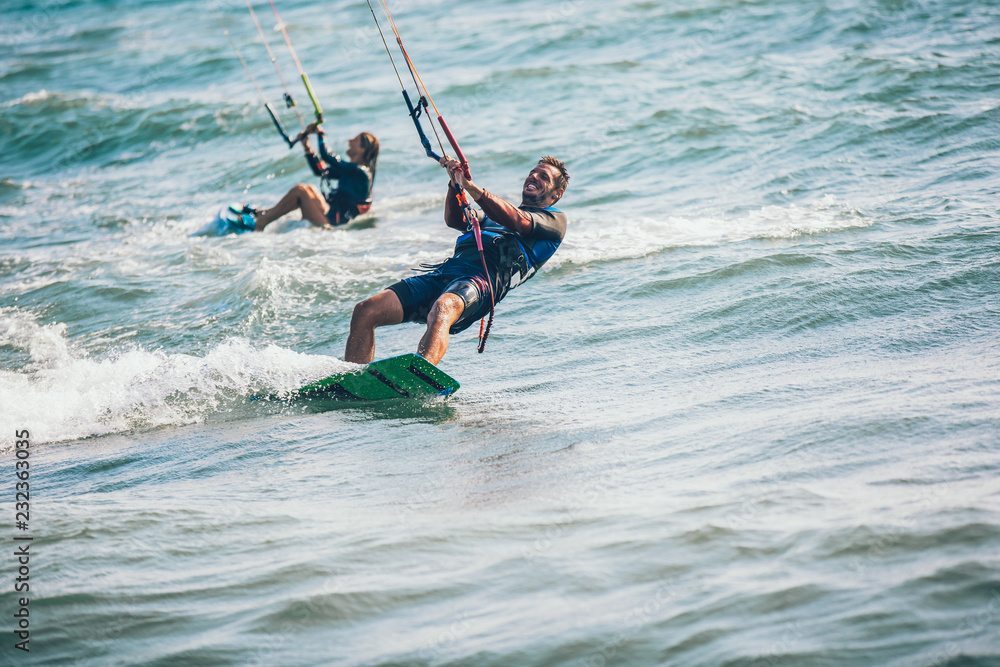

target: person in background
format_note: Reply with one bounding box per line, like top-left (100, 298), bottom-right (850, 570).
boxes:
top-left (233, 122), bottom-right (379, 231)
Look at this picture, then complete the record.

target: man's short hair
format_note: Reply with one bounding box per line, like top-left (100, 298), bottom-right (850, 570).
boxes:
top-left (539, 155), bottom-right (569, 192)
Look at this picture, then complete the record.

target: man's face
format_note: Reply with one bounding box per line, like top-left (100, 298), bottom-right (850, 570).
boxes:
top-left (521, 163), bottom-right (563, 206)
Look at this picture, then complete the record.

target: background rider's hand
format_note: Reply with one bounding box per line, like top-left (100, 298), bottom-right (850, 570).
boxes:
top-left (296, 122), bottom-right (321, 146)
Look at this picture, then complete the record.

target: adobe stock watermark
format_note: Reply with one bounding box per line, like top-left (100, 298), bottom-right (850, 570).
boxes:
top-left (918, 588), bottom-right (1000, 667)
top-left (414, 610), bottom-right (474, 662)
top-left (663, 8), bottom-right (738, 71)
top-left (586, 579), bottom-right (679, 667)
top-left (847, 484), bottom-right (948, 578)
top-left (722, 443), bottom-right (820, 532)
top-left (747, 619), bottom-right (805, 667)
top-left (520, 448), bottom-right (631, 563)
top-left (12, 429), bottom-right (33, 654)
top-left (3, 0), bottom-right (64, 49)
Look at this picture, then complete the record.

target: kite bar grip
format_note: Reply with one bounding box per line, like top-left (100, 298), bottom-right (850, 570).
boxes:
top-left (438, 115), bottom-right (470, 179)
top-left (301, 73), bottom-right (324, 123)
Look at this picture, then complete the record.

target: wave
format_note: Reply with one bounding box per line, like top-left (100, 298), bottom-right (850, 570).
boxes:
top-left (0, 308), bottom-right (353, 445)
top-left (0, 86), bottom-right (307, 179)
top-left (0, 89), bottom-right (53, 108)
top-left (554, 195), bottom-right (871, 266)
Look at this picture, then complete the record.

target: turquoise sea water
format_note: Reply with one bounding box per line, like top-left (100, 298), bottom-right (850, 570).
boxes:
top-left (2, 0), bottom-right (999, 664)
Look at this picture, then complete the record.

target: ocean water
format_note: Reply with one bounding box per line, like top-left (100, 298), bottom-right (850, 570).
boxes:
top-left (2, 0), bottom-right (999, 665)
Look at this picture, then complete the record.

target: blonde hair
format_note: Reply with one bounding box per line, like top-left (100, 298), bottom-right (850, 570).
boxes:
top-left (359, 132), bottom-right (380, 172)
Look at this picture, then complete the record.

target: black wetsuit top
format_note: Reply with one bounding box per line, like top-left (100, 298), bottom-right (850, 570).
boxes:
top-left (387, 189), bottom-right (567, 333)
top-left (305, 134), bottom-right (374, 225)
top-left (453, 205), bottom-right (567, 303)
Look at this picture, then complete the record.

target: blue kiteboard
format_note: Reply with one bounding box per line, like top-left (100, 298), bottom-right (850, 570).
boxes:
top-left (294, 353), bottom-right (459, 401)
top-left (190, 203), bottom-right (256, 237)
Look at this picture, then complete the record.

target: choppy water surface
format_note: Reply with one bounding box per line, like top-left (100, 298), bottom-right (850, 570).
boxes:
top-left (1, 0), bottom-right (999, 665)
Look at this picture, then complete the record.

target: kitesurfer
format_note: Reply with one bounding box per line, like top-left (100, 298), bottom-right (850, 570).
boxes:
top-left (343, 155), bottom-right (569, 365)
top-left (240, 123), bottom-right (379, 231)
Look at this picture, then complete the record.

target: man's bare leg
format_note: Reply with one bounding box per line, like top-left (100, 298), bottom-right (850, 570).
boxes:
top-left (417, 293), bottom-right (466, 365)
top-left (345, 290), bottom-right (405, 364)
top-left (254, 184), bottom-right (331, 231)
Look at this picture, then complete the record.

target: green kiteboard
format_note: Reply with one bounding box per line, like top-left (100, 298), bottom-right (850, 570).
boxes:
top-left (295, 353), bottom-right (459, 401)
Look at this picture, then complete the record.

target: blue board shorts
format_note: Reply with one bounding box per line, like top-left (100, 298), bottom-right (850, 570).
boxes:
top-left (387, 258), bottom-right (493, 334)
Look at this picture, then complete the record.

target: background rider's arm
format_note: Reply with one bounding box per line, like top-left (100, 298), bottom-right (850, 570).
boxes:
top-left (316, 132), bottom-right (345, 178)
top-left (302, 136), bottom-right (327, 177)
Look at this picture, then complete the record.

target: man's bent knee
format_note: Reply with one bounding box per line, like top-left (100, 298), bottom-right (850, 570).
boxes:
top-left (351, 291), bottom-right (403, 329)
top-left (427, 293), bottom-right (465, 327)
top-left (351, 298), bottom-right (378, 328)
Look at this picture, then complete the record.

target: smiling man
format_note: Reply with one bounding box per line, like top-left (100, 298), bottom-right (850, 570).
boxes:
top-left (344, 155), bottom-right (570, 365)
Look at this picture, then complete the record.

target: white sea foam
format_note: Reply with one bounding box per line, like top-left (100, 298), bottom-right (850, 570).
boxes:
top-left (0, 308), bottom-right (75, 369)
top-left (1, 89), bottom-right (51, 108)
top-left (0, 309), bottom-right (352, 445)
top-left (555, 195), bottom-right (870, 266)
